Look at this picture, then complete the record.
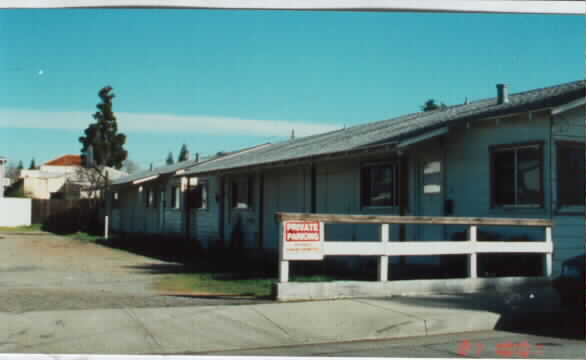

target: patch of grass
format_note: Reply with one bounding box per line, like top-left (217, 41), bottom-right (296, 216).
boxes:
top-left (155, 273), bottom-right (275, 297)
top-left (0, 224), bottom-right (43, 232)
top-left (154, 273), bottom-right (337, 298)
top-left (65, 231), bottom-right (104, 243)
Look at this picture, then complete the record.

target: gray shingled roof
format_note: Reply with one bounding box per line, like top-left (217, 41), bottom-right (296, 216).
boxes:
top-left (182, 80), bottom-right (584, 176)
top-left (111, 145), bottom-right (270, 186)
top-left (110, 158), bottom-right (201, 186)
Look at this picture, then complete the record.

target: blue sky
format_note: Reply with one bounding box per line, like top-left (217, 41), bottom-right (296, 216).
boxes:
top-left (0, 9), bottom-right (583, 169)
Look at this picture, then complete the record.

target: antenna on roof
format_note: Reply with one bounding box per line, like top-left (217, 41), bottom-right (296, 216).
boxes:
top-left (290, 129), bottom-right (295, 140)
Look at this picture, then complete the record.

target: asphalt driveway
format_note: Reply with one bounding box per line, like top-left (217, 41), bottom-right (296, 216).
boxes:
top-left (0, 232), bottom-right (266, 313)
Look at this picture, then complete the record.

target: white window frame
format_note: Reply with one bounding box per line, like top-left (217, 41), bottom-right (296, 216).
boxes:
top-left (555, 141), bottom-right (585, 212)
top-left (171, 185), bottom-right (181, 209)
top-left (361, 162), bottom-right (399, 208)
top-left (490, 142), bottom-right (544, 208)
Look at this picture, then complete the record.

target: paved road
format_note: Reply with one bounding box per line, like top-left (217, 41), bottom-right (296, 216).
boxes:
top-left (0, 232), bottom-right (266, 312)
top-left (202, 330), bottom-right (584, 358)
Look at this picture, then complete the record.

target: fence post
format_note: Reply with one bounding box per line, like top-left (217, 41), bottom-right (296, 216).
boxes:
top-left (468, 225), bottom-right (477, 278)
top-left (544, 226), bottom-right (552, 276)
top-left (378, 224), bottom-right (389, 281)
top-left (104, 215), bottom-right (109, 240)
top-left (278, 220), bottom-right (289, 283)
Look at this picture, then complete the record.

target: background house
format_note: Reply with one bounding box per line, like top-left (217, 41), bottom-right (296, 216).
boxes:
top-left (14, 154), bottom-right (127, 199)
top-left (107, 80), bottom-right (585, 276)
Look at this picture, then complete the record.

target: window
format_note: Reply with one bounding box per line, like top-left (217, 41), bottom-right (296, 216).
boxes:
top-left (361, 163), bottom-right (398, 207)
top-left (557, 142), bottom-right (585, 207)
top-left (145, 188), bottom-right (154, 208)
top-left (199, 183), bottom-right (208, 210)
top-left (188, 182), bottom-right (208, 210)
top-left (231, 177), bottom-right (253, 209)
top-left (490, 142), bottom-right (543, 207)
top-left (170, 186), bottom-right (181, 209)
top-left (112, 192), bottom-right (119, 208)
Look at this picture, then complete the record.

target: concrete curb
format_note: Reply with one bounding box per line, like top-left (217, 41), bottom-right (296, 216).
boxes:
top-left (275, 276), bottom-right (552, 301)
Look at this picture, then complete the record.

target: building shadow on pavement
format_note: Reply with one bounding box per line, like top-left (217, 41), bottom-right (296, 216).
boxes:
top-left (377, 287), bottom-right (584, 340)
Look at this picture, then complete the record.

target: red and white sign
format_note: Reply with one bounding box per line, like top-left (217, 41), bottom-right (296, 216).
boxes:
top-left (281, 221), bottom-right (324, 260)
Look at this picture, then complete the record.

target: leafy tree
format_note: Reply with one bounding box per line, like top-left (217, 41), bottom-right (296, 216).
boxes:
top-left (421, 99), bottom-right (447, 112)
top-left (166, 152), bottom-right (174, 165)
top-left (16, 161), bottom-right (23, 171)
top-left (29, 158), bottom-right (36, 170)
top-left (178, 144), bottom-right (189, 162)
top-left (79, 86), bottom-right (128, 169)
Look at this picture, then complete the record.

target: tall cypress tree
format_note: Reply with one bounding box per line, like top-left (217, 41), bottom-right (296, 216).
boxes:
top-left (166, 152), bottom-right (174, 165)
top-left (79, 86), bottom-right (128, 169)
top-left (178, 144), bottom-right (189, 162)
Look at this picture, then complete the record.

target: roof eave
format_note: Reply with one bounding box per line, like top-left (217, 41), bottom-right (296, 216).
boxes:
top-left (183, 141), bottom-right (399, 177)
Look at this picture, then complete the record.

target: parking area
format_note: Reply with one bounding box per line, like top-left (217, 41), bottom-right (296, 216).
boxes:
top-left (0, 232), bottom-right (266, 313)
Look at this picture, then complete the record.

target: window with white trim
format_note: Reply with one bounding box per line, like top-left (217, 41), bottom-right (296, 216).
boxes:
top-left (170, 186), bottom-right (181, 209)
top-left (361, 163), bottom-right (398, 207)
top-left (145, 188), bottom-right (154, 208)
top-left (490, 142), bottom-right (543, 207)
top-left (557, 141), bottom-right (585, 207)
top-left (231, 177), bottom-right (253, 209)
top-left (188, 182), bottom-right (208, 210)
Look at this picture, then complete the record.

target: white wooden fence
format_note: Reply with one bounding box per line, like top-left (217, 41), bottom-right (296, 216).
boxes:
top-left (277, 213), bottom-right (553, 283)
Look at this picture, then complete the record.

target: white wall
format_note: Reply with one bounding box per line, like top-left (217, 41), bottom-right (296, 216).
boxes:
top-left (0, 198), bottom-right (31, 226)
top-left (39, 165), bottom-right (78, 174)
top-left (191, 176), bottom-right (221, 248)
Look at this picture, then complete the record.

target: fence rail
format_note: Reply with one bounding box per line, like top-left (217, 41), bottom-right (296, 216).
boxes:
top-left (276, 213), bottom-right (552, 227)
top-left (276, 212), bottom-right (553, 283)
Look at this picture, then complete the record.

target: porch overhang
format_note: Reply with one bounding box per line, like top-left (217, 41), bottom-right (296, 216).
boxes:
top-left (182, 142), bottom-right (399, 178)
top-left (132, 174), bottom-right (159, 185)
top-left (551, 97), bottom-right (585, 116)
top-left (396, 126), bottom-right (448, 149)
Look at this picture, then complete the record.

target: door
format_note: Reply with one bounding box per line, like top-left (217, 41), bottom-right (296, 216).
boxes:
top-left (415, 149), bottom-right (444, 264)
top-left (159, 189), bottom-right (165, 232)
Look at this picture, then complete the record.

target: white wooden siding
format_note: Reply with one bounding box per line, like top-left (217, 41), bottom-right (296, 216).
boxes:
top-left (551, 106), bottom-right (584, 275)
top-left (261, 167), bottom-right (310, 250)
top-left (443, 112), bottom-right (551, 243)
top-left (111, 209), bottom-right (121, 231)
top-left (192, 176), bottom-right (221, 248)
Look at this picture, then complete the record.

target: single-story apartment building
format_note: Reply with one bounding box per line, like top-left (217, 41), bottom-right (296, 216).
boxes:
top-left (108, 80), bottom-right (585, 276)
top-left (108, 145), bottom-right (271, 241)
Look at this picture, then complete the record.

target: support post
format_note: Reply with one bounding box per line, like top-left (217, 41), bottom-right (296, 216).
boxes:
top-left (278, 220), bottom-right (289, 283)
top-left (279, 260), bottom-right (289, 283)
top-left (468, 225), bottom-right (477, 278)
top-left (378, 224), bottom-right (389, 282)
top-left (104, 215), bottom-right (109, 240)
top-left (544, 226), bottom-right (553, 276)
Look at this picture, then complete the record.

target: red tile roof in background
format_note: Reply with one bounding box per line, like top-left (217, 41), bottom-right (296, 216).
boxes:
top-left (44, 154), bottom-right (82, 167)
